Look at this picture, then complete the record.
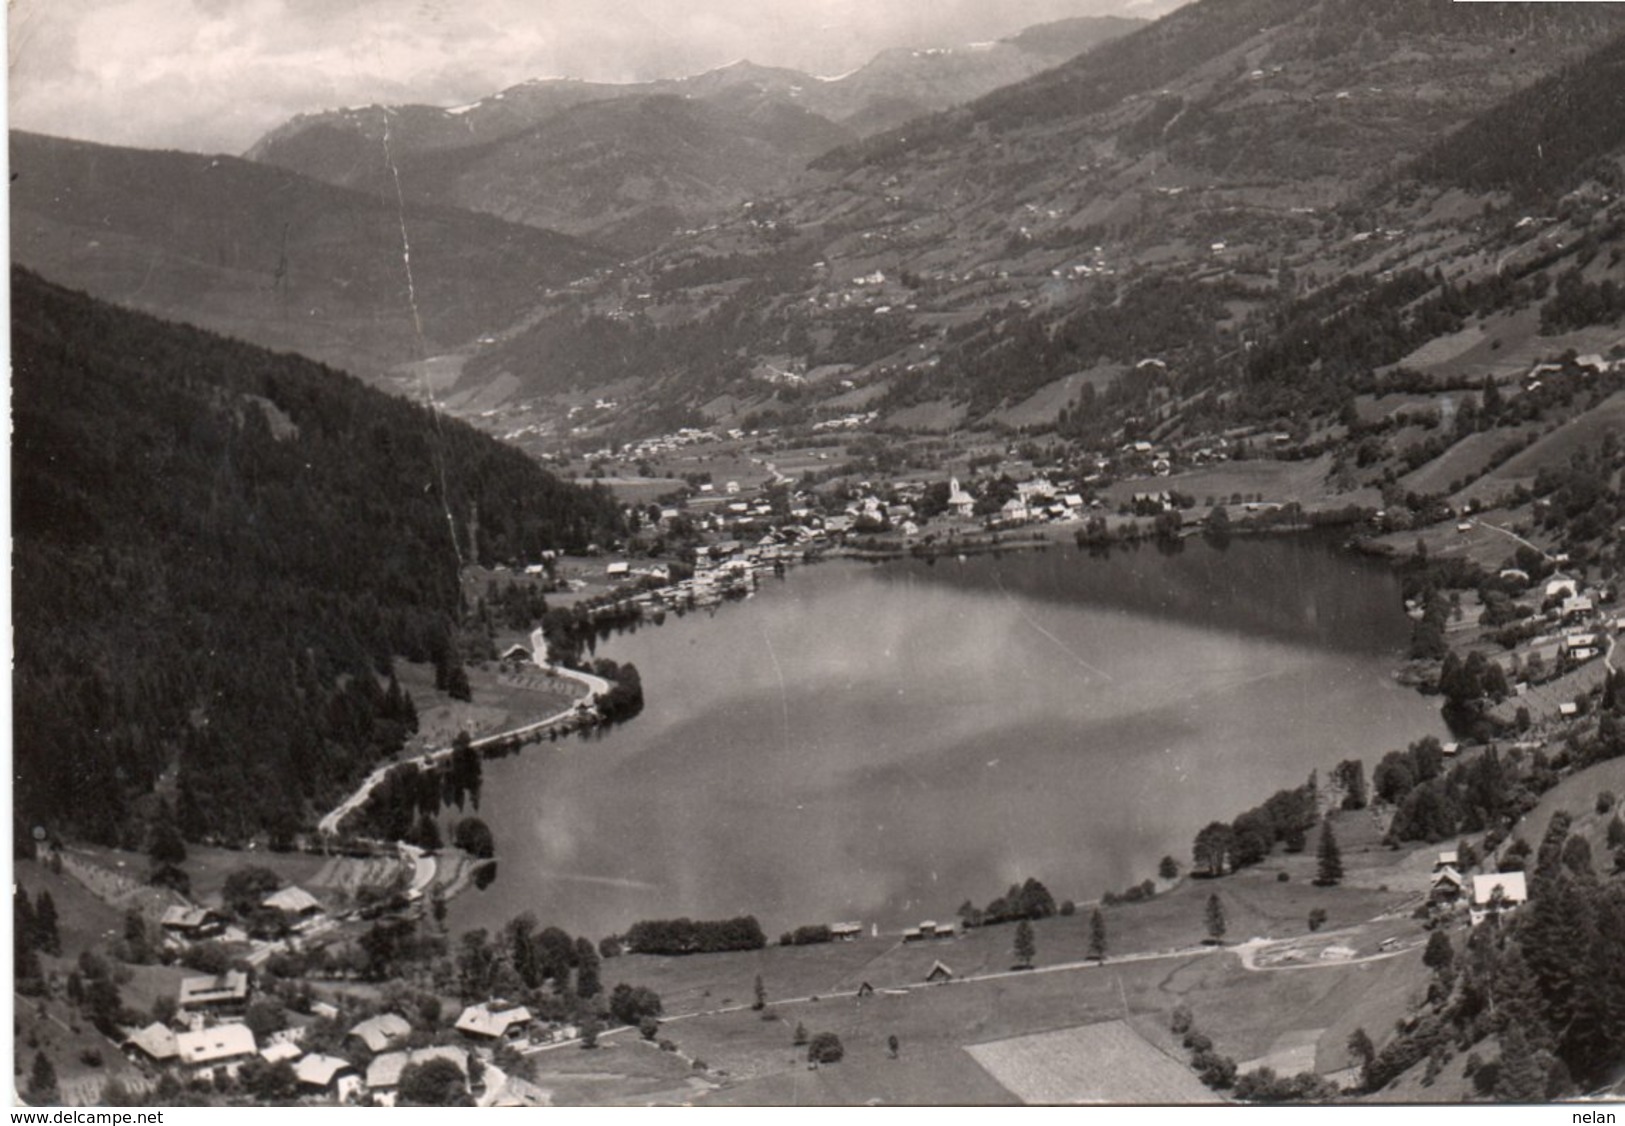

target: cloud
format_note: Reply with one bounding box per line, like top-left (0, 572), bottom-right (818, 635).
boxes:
top-left (9, 0), bottom-right (1183, 154)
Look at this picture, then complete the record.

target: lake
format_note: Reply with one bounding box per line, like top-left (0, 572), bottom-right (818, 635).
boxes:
top-left (450, 533), bottom-right (1446, 940)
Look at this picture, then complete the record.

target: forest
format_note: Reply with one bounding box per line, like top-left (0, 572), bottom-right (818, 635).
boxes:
top-left (11, 268), bottom-right (625, 847)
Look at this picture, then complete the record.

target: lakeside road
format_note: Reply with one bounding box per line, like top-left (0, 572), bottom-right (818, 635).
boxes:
top-left (316, 660), bottom-right (609, 838)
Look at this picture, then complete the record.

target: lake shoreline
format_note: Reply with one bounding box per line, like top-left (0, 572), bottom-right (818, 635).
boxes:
top-left (448, 533), bottom-right (1445, 940)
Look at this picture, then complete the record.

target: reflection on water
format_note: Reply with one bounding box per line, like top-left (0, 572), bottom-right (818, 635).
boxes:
top-left (450, 537), bottom-right (1445, 939)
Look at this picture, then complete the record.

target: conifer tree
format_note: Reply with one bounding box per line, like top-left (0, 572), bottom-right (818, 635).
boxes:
top-left (1087, 908), bottom-right (1108, 962)
top-left (33, 891), bottom-right (60, 955)
top-left (1205, 893), bottom-right (1227, 944)
top-left (1316, 820), bottom-right (1344, 886)
top-left (27, 1052), bottom-right (58, 1105)
top-left (1493, 1023), bottom-right (1548, 1102)
top-left (1014, 919), bottom-right (1036, 969)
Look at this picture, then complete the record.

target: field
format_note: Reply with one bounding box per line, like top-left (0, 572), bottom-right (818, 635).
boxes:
top-left (1102, 456), bottom-right (1376, 513)
top-left (1494, 756), bottom-right (1625, 868)
top-left (1399, 426), bottom-right (1534, 498)
top-left (1467, 390), bottom-right (1625, 497)
top-left (593, 824), bottom-right (1449, 1105)
top-left (966, 1020), bottom-right (1216, 1104)
top-left (525, 1039), bottom-right (710, 1106)
top-left (396, 657), bottom-right (578, 751)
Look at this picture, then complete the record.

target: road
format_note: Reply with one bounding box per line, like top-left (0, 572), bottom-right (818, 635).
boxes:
top-left (317, 659), bottom-right (609, 837)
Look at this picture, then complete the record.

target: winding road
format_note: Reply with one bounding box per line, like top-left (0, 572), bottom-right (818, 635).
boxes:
top-left (317, 659), bottom-right (609, 838)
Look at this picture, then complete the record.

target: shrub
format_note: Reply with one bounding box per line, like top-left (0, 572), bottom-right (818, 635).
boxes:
top-left (807, 1032), bottom-right (844, 1065)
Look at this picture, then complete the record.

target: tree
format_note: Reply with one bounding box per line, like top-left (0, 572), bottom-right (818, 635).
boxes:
top-left (1315, 820), bottom-right (1343, 887)
top-left (579, 1015), bottom-right (601, 1050)
top-left (148, 814), bottom-right (187, 869)
top-left (1423, 930), bottom-right (1454, 974)
top-left (608, 983), bottom-right (663, 1026)
top-left (397, 1057), bottom-right (470, 1106)
top-left (239, 1057), bottom-right (299, 1102)
top-left (1013, 919), bottom-right (1036, 969)
top-left (575, 937), bottom-right (602, 998)
top-left (1205, 894), bottom-right (1227, 944)
top-left (452, 817), bottom-right (495, 859)
top-left (807, 1031), bottom-right (844, 1064)
top-left (793, 1021), bottom-right (809, 1046)
top-left (752, 973), bottom-right (766, 1011)
top-left (221, 866), bottom-right (281, 917)
top-left (1159, 855), bottom-right (1180, 880)
top-left (27, 1052), bottom-right (59, 1105)
top-left (888, 1034), bottom-right (900, 1059)
top-left (1308, 908), bottom-right (1328, 932)
top-left (1193, 821), bottom-right (1236, 877)
top-left (1347, 1027), bottom-right (1376, 1074)
top-left (33, 890), bottom-right (61, 955)
top-left (1087, 908), bottom-right (1108, 962)
top-left (1493, 1023), bottom-right (1548, 1102)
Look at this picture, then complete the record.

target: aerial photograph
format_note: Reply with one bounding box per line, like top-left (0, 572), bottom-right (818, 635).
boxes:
top-left (8, 0), bottom-right (1625, 1109)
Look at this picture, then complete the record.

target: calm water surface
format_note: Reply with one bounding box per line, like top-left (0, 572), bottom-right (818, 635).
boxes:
top-left (451, 535), bottom-right (1445, 938)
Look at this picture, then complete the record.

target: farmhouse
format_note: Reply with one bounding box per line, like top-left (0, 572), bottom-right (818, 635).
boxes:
top-left (262, 885), bottom-right (322, 918)
top-left (1431, 867), bottom-right (1466, 903)
top-left (366, 1046), bottom-right (469, 1106)
top-left (455, 1001), bottom-right (533, 1040)
top-left (926, 960), bottom-right (955, 984)
top-left (160, 905), bottom-right (225, 941)
top-left (348, 1013), bottom-right (412, 1054)
top-left (295, 1054), bottom-right (361, 1102)
top-left (175, 1023), bottom-right (257, 1077)
top-left (122, 1022), bottom-right (179, 1067)
top-left (1470, 872), bottom-right (1529, 926)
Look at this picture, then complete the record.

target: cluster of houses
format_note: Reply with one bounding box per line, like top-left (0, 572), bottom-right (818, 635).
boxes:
top-left (121, 987), bottom-right (568, 1106)
top-left (1485, 570), bottom-right (1615, 706)
top-left (1429, 850), bottom-right (1530, 927)
top-left (159, 883), bottom-right (329, 951)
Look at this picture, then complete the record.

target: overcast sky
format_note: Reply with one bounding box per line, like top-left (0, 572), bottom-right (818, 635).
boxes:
top-left (9, 0), bottom-right (1182, 155)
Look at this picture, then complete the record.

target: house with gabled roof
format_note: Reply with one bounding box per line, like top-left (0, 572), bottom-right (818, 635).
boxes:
top-left (1470, 871), bottom-right (1529, 926)
top-left (455, 1000), bottom-right (533, 1040)
top-left (263, 885), bottom-right (323, 917)
top-left (348, 1012), bottom-right (412, 1054)
top-left (175, 1023), bottom-right (257, 1076)
top-left (296, 1054), bottom-right (361, 1102)
top-left (925, 960), bottom-right (955, 984)
top-left (160, 905), bottom-right (225, 941)
top-left (122, 1022), bottom-right (179, 1067)
top-left (260, 1040), bottom-right (302, 1065)
top-left (1431, 866), bottom-right (1466, 903)
top-left (366, 1046), bottom-right (468, 1106)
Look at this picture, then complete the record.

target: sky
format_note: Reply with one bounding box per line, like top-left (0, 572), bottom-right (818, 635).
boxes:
top-left (9, 0), bottom-right (1182, 155)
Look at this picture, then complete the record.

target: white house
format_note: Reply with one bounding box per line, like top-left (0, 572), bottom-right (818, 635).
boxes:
top-left (1470, 871), bottom-right (1529, 926)
top-left (455, 1001), bottom-right (533, 1040)
top-left (175, 1024), bottom-right (257, 1077)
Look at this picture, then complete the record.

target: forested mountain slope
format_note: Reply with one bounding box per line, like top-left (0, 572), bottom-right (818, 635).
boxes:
top-left (11, 269), bottom-right (623, 846)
